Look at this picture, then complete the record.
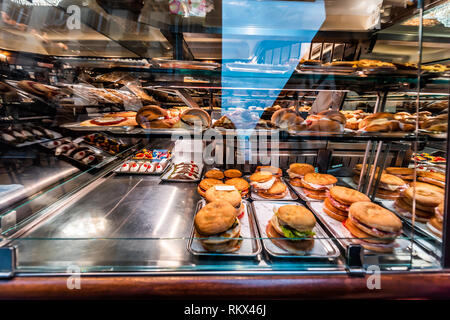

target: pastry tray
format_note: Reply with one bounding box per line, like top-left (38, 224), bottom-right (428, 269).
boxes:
top-left (40, 137), bottom-right (70, 150)
top-left (296, 65), bottom-right (356, 74)
top-left (251, 201), bottom-right (340, 259)
top-left (56, 137), bottom-right (116, 170)
top-left (160, 162), bottom-right (204, 182)
top-left (307, 201), bottom-right (438, 265)
top-left (187, 199), bottom-right (262, 257)
top-left (285, 178), bottom-right (323, 202)
top-left (2, 129), bottom-right (62, 148)
top-left (81, 133), bottom-right (132, 156)
top-left (113, 159), bottom-right (172, 176)
top-left (61, 122), bottom-right (137, 132)
top-left (250, 177), bottom-right (298, 201)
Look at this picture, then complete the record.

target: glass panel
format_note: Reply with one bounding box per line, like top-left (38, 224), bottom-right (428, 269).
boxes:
top-left (0, 0), bottom-right (447, 276)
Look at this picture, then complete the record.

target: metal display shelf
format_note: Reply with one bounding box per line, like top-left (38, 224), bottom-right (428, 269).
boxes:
top-left (74, 65), bottom-right (450, 93)
top-left (66, 125), bottom-right (432, 143)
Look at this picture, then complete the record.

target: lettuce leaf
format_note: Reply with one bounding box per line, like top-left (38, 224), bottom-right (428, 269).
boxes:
top-left (280, 225), bottom-right (315, 239)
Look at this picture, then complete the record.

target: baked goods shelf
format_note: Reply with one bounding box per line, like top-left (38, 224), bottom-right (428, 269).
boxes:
top-left (145, 70), bottom-right (449, 94)
top-left (61, 124), bottom-right (432, 143)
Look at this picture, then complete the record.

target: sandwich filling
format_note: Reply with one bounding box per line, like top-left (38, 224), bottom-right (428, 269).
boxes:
top-left (251, 177), bottom-right (276, 190)
top-left (301, 179), bottom-right (335, 190)
top-left (379, 182), bottom-right (408, 191)
top-left (349, 215), bottom-right (401, 238)
top-left (326, 191), bottom-right (350, 211)
top-left (271, 215), bottom-right (315, 239)
top-left (287, 170), bottom-right (305, 179)
top-left (198, 219), bottom-right (241, 245)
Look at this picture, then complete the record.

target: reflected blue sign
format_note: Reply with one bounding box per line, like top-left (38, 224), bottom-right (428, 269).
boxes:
top-left (221, 0), bottom-right (326, 133)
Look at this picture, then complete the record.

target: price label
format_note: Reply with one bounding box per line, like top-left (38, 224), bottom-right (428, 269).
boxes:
top-left (215, 185), bottom-right (236, 191)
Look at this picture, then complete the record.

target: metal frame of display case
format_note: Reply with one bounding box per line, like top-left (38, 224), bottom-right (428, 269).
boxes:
top-left (0, 0), bottom-right (448, 301)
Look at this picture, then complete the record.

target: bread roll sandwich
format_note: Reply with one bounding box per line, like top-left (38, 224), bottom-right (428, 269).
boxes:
top-left (136, 105), bottom-right (180, 129)
top-left (287, 163), bottom-right (315, 187)
top-left (345, 202), bottom-right (403, 253)
top-left (375, 174), bottom-right (408, 200)
top-left (300, 173), bottom-right (337, 200)
top-left (323, 186), bottom-right (370, 222)
top-left (267, 204), bottom-right (316, 253)
top-left (194, 201), bottom-right (242, 253)
top-left (249, 171), bottom-right (288, 199)
top-left (393, 182), bottom-right (444, 222)
top-left (205, 184), bottom-right (244, 218)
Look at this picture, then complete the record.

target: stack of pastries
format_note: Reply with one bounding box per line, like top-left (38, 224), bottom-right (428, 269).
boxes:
top-left (393, 182), bottom-right (444, 222)
top-left (198, 168), bottom-right (248, 198)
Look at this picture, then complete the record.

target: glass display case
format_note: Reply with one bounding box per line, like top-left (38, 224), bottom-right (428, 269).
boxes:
top-left (0, 0), bottom-right (449, 298)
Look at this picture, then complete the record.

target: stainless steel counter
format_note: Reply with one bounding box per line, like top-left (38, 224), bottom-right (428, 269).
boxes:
top-left (0, 147), bottom-right (80, 213)
top-left (2, 139), bottom-right (440, 275)
top-left (8, 172), bottom-right (346, 274)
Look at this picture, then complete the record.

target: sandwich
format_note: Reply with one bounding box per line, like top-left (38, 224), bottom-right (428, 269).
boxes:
top-left (270, 109), bottom-right (305, 131)
top-left (323, 186), bottom-right (370, 222)
top-left (287, 163), bottom-right (315, 187)
top-left (197, 178), bottom-right (223, 197)
top-left (427, 202), bottom-right (444, 237)
top-left (194, 201), bottom-right (242, 253)
top-left (385, 167), bottom-right (414, 181)
top-left (375, 174), bottom-right (408, 200)
top-left (254, 166), bottom-right (282, 177)
top-left (358, 112), bottom-right (399, 132)
top-left (225, 178), bottom-right (250, 197)
top-left (344, 202), bottom-right (403, 253)
top-left (204, 169), bottom-right (224, 180)
top-left (205, 184), bottom-right (244, 218)
top-left (305, 110), bottom-right (346, 132)
top-left (224, 169), bottom-right (242, 179)
top-left (136, 105), bottom-right (180, 129)
top-left (249, 171), bottom-right (288, 199)
top-left (179, 108), bottom-right (211, 129)
top-left (267, 204), bottom-right (316, 253)
top-left (393, 182), bottom-right (444, 222)
top-left (417, 171), bottom-right (445, 189)
top-left (300, 173), bottom-right (337, 200)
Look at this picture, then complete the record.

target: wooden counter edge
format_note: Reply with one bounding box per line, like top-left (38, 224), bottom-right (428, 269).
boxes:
top-left (0, 272), bottom-right (449, 299)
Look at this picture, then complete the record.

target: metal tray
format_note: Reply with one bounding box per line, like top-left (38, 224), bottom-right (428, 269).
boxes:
top-left (160, 162), bottom-right (204, 182)
top-left (81, 133), bottom-right (132, 156)
top-left (418, 129), bottom-right (447, 140)
top-left (187, 199), bottom-right (262, 257)
top-left (297, 63), bottom-right (356, 73)
top-left (2, 129), bottom-right (62, 148)
top-left (285, 178), bottom-right (323, 202)
top-left (113, 159), bottom-right (172, 176)
top-left (39, 137), bottom-right (71, 150)
top-left (251, 201), bottom-right (340, 259)
top-left (250, 177), bottom-right (298, 201)
top-left (61, 122), bottom-right (137, 133)
top-left (57, 137), bottom-right (116, 170)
